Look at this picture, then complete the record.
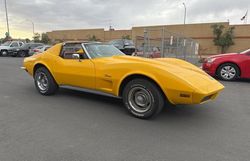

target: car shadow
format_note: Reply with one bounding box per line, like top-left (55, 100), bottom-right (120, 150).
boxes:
top-left (56, 88), bottom-right (215, 123)
top-left (235, 78), bottom-right (250, 83)
top-left (57, 88), bottom-right (124, 109)
top-left (216, 78), bottom-right (250, 83)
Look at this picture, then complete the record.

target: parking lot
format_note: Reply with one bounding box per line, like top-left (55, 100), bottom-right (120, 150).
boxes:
top-left (0, 57), bottom-right (250, 161)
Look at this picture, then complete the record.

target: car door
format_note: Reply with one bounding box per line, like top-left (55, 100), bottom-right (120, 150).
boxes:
top-left (53, 43), bottom-right (95, 89)
top-left (241, 52), bottom-right (250, 78)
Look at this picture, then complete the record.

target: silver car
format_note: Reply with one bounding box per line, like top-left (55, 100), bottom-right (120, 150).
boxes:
top-left (30, 45), bottom-right (51, 55)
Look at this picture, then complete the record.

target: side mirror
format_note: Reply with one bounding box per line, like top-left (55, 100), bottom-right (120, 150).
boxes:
top-left (72, 53), bottom-right (81, 62)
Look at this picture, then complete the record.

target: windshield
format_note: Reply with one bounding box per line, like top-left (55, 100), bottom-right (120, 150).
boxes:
top-left (240, 49), bottom-right (250, 54)
top-left (124, 40), bottom-right (134, 46)
top-left (1, 41), bottom-right (11, 46)
top-left (84, 43), bottom-right (125, 58)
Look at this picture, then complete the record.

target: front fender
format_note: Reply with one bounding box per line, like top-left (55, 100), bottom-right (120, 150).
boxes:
top-left (116, 71), bottom-right (166, 95)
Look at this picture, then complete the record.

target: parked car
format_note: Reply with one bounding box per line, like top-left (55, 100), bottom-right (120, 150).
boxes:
top-left (9, 43), bottom-right (44, 57)
top-left (202, 49), bottom-right (250, 81)
top-left (0, 41), bottom-right (24, 56)
top-left (22, 41), bottom-right (224, 119)
top-left (31, 45), bottom-right (52, 55)
top-left (135, 46), bottom-right (161, 58)
top-left (108, 39), bottom-right (135, 55)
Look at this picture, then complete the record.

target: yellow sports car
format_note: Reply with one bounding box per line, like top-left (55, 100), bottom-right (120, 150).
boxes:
top-left (22, 41), bottom-right (224, 119)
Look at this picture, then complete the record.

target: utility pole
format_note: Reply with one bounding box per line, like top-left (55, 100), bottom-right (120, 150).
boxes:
top-left (182, 3), bottom-right (187, 25)
top-left (27, 19), bottom-right (35, 35)
top-left (245, 10), bottom-right (248, 24)
top-left (4, 0), bottom-right (10, 37)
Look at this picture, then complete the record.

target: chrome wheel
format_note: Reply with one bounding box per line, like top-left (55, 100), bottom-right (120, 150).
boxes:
top-left (19, 51), bottom-right (26, 57)
top-left (1, 51), bottom-right (8, 56)
top-left (36, 72), bottom-right (49, 92)
top-left (128, 86), bottom-right (153, 113)
top-left (220, 66), bottom-right (236, 80)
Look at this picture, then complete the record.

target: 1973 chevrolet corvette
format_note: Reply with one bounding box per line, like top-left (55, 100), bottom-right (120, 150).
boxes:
top-left (22, 41), bottom-right (224, 119)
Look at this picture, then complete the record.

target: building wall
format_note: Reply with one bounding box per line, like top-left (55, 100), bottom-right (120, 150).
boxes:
top-left (104, 30), bottom-right (132, 42)
top-left (47, 22), bottom-right (250, 56)
top-left (131, 22), bottom-right (229, 56)
top-left (47, 28), bottom-right (105, 42)
top-left (229, 24), bottom-right (250, 52)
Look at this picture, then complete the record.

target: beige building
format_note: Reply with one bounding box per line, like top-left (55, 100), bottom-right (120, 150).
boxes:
top-left (47, 22), bottom-right (250, 56)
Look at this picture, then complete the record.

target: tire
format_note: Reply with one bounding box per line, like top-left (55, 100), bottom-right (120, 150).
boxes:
top-left (122, 78), bottom-right (165, 119)
top-left (34, 67), bottom-right (58, 95)
top-left (18, 51), bottom-right (27, 57)
top-left (0, 50), bottom-right (8, 57)
top-left (217, 63), bottom-right (240, 81)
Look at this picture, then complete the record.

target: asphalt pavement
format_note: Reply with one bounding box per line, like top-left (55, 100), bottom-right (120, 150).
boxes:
top-left (0, 57), bottom-right (250, 161)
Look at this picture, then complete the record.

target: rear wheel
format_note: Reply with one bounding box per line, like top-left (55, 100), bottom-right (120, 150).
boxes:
top-left (217, 63), bottom-right (240, 81)
top-left (18, 51), bottom-right (27, 57)
top-left (34, 67), bottom-right (58, 95)
top-left (122, 79), bottom-right (164, 119)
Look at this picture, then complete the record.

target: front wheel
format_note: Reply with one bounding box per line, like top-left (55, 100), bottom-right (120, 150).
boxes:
top-left (34, 67), bottom-right (58, 95)
top-left (122, 79), bottom-right (165, 119)
top-left (0, 50), bottom-right (8, 57)
top-left (217, 63), bottom-right (240, 81)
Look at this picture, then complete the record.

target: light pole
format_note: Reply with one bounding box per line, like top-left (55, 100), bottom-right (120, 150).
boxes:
top-left (4, 0), bottom-right (10, 36)
top-left (182, 2), bottom-right (187, 24)
top-left (26, 19), bottom-right (35, 35)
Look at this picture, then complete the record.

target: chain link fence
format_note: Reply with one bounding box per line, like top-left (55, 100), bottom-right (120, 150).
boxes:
top-left (134, 28), bottom-right (200, 66)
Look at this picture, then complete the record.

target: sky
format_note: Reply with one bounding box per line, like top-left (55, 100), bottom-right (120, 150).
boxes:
top-left (0, 0), bottom-right (249, 39)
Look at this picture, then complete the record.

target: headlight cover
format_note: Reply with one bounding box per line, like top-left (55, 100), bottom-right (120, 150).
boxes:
top-left (207, 58), bottom-right (216, 63)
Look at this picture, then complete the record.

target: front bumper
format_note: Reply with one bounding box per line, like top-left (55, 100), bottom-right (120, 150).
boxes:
top-left (166, 80), bottom-right (224, 105)
top-left (20, 66), bottom-right (28, 73)
top-left (202, 63), bottom-right (217, 76)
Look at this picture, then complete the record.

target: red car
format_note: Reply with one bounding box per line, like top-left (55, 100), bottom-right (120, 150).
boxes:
top-left (135, 47), bottom-right (161, 58)
top-left (202, 49), bottom-right (250, 81)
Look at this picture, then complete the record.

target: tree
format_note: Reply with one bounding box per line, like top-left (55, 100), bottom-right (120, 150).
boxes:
top-left (87, 35), bottom-right (99, 41)
top-left (25, 38), bottom-right (31, 43)
top-left (40, 33), bottom-right (51, 44)
top-left (1, 32), bottom-right (12, 43)
top-left (211, 24), bottom-right (235, 53)
top-left (33, 33), bottom-right (41, 43)
top-left (122, 35), bottom-right (131, 40)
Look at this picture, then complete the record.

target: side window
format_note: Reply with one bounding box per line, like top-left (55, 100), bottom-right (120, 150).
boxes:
top-left (31, 44), bottom-right (39, 49)
top-left (19, 42), bottom-right (23, 46)
top-left (60, 43), bottom-right (88, 59)
top-left (11, 42), bottom-right (19, 47)
top-left (36, 46), bottom-right (43, 50)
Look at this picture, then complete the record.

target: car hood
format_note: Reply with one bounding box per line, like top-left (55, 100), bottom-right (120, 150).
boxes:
top-left (209, 53), bottom-right (239, 58)
top-left (95, 56), bottom-right (224, 93)
top-left (0, 46), bottom-right (9, 50)
top-left (105, 55), bottom-right (204, 75)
